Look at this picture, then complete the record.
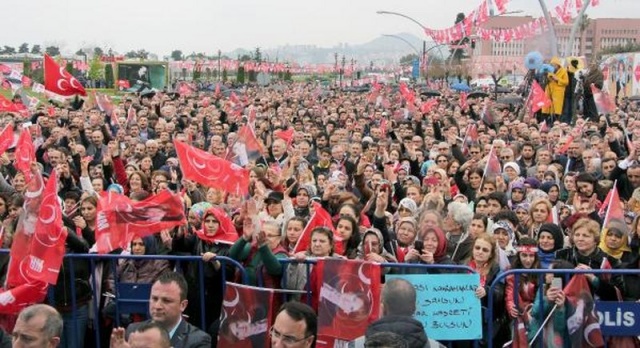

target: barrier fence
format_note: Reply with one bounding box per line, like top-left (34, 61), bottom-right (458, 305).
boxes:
top-left (4, 250), bottom-right (640, 348)
top-left (487, 268), bottom-right (640, 348)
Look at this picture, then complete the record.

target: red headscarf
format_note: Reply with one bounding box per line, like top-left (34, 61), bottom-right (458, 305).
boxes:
top-left (195, 207), bottom-right (239, 245)
top-left (424, 227), bottom-right (448, 262)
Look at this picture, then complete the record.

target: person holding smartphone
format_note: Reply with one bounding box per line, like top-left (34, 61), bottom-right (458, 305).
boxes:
top-left (403, 227), bottom-right (454, 274)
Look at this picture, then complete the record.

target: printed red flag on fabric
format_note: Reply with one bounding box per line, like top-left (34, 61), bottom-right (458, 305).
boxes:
top-left (564, 274), bottom-right (605, 347)
top-left (459, 92), bottom-right (468, 109)
top-left (43, 54), bottom-right (87, 96)
top-left (591, 83), bottom-right (616, 115)
top-left (230, 92), bottom-right (241, 105)
top-left (505, 317), bottom-right (529, 348)
top-left (0, 124), bottom-right (14, 156)
top-left (315, 259), bottom-right (381, 341)
top-left (0, 281), bottom-right (48, 314)
top-left (530, 80), bottom-right (552, 113)
top-left (95, 190), bottom-right (187, 253)
top-left (24, 171), bottom-right (67, 284)
top-left (116, 79), bottom-right (130, 89)
top-left (484, 145), bottom-right (502, 179)
top-left (174, 140), bottom-right (250, 195)
top-left (217, 282), bottom-right (276, 348)
top-left (293, 202), bottom-right (344, 255)
top-left (226, 125), bottom-right (266, 167)
top-left (462, 123), bottom-right (478, 157)
top-left (127, 106), bottom-right (137, 126)
top-left (0, 94), bottom-right (21, 113)
top-left (420, 98), bottom-right (438, 114)
top-left (14, 130), bottom-right (35, 182)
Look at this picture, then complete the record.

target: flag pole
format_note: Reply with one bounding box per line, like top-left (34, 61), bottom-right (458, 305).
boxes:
top-left (528, 304), bottom-right (558, 346)
top-left (600, 180), bottom-right (617, 236)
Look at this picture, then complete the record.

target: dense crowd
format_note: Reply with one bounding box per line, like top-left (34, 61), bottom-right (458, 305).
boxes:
top-left (2, 58), bottom-right (640, 347)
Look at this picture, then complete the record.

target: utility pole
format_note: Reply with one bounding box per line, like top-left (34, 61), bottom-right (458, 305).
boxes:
top-left (217, 49), bottom-right (221, 82)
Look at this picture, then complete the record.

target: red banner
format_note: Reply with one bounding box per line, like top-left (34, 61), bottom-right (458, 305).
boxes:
top-left (530, 80), bottom-right (552, 113)
top-left (44, 54), bottom-right (86, 96)
top-left (95, 190), bottom-right (186, 253)
top-left (174, 140), bottom-right (250, 195)
top-left (315, 259), bottom-right (381, 342)
top-left (565, 275), bottom-right (604, 347)
top-left (14, 130), bottom-right (35, 182)
top-left (293, 202), bottom-right (344, 255)
top-left (226, 125), bottom-right (266, 167)
top-left (217, 282), bottom-right (276, 347)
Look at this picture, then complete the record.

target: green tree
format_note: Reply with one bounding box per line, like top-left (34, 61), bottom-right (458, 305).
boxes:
top-left (105, 63), bottom-right (114, 88)
top-left (88, 56), bottom-right (104, 81)
top-left (125, 50), bottom-right (138, 59)
top-left (137, 49), bottom-right (149, 60)
top-left (22, 60), bottom-right (31, 77)
top-left (284, 70), bottom-right (292, 81)
top-left (222, 68), bottom-right (228, 82)
top-left (254, 47), bottom-right (262, 63)
top-left (45, 46), bottom-right (60, 56)
top-left (171, 50), bottom-right (183, 61)
top-left (31, 45), bottom-right (41, 54)
top-left (2, 46), bottom-right (15, 54)
top-left (65, 62), bottom-right (74, 74)
top-left (75, 49), bottom-right (85, 56)
top-left (239, 54), bottom-right (252, 62)
top-left (400, 53), bottom-right (420, 66)
top-left (236, 66), bottom-right (245, 84)
top-left (193, 69), bottom-right (201, 81)
top-left (18, 43), bottom-right (29, 53)
top-left (94, 47), bottom-right (104, 57)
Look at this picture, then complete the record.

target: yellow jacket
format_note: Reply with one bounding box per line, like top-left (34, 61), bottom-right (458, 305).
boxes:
top-left (542, 67), bottom-right (569, 116)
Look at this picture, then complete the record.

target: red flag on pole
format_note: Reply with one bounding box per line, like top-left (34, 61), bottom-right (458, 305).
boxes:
top-left (315, 259), bottom-right (381, 341)
top-left (0, 124), bottom-right (15, 156)
top-left (293, 202), bottom-right (344, 255)
top-left (95, 190), bottom-right (187, 253)
top-left (43, 54), bottom-right (87, 96)
top-left (462, 124), bottom-right (478, 157)
top-left (0, 94), bottom-right (22, 113)
top-left (530, 80), bottom-right (552, 113)
top-left (484, 145), bottom-right (502, 179)
top-left (459, 92), bottom-right (468, 109)
top-left (226, 125), bottom-right (266, 167)
top-left (174, 140), bottom-right (250, 195)
top-left (24, 171), bottom-right (67, 284)
top-left (275, 128), bottom-right (295, 147)
top-left (127, 106), bottom-right (137, 126)
top-left (591, 83), bottom-right (616, 115)
top-left (14, 130), bottom-right (35, 182)
top-left (217, 282), bottom-right (276, 347)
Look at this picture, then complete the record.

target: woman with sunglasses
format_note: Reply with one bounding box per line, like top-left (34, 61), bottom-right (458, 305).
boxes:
top-left (466, 233), bottom-right (509, 347)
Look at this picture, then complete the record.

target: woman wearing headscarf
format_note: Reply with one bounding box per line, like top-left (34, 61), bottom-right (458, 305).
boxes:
top-left (537, 223), bottom-right (565, 269)
top-left (356, 227), bottom-right (397, 264)
top-left (403, 226), bottom-right (453, 274)
top-left (186, 201), bottom-right (213, 234)
top-left (173, 206), bottom-right (239, 330)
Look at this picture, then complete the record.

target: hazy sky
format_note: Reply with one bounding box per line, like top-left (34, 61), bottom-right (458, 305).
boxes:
top-left (1, 0), bottom-right (636, 57)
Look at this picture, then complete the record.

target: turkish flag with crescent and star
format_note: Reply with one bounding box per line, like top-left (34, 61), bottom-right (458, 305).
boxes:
top-left (564, 274), bottom-right (604, 347)
top-left (315, 259), bottom-right (381, 343)
top-left (174, 140), bottom-right (250, 196)
top-left (23, 170), bottom-right (67, 285)
top-left (0, 94), bottom-right (22, 113)
top-left (95, 190), bottom-right (186, 254)
top-left (44, 54), bottom-right (87, 96)
top-left (217, 282), bottom-right (277, 348)
top-left (0, 124), bottom-right (15, 156)
top-left (14, 129), bottom-right (35, 182)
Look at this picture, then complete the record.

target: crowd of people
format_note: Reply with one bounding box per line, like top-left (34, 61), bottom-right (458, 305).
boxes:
top-left (1, 54), bottom-right (640, 347)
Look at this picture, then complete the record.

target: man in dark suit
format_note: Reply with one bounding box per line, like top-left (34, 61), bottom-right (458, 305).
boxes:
top-left (126, 272), bottom-right (211, 348)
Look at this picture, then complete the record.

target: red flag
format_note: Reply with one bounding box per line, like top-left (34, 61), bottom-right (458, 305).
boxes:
top-left (591, 84), bottom-right (616, 115)
top-left (420, 98), bottom-right (438, 114)
top-left (127, 106), bottom-right (137, 126)
top-left (483, 145), bottom-right (502, 179)
top-left (462, 124), bottom-right (478, 157)
top-left (226, 125), bottom-right (265, 166)
top-left (294, 202), bottom-right (344, 255)
top-left (178, 82), bottom-right (193, 97)
top-left (43, 54), bottom-right (86, 96)
top-left (24, 171), bottom-right (67, 284)
top-left (530, 80), bottom-right (552, 113)
top-left (14, 130), bottom-right (35, 182)
top-left (201, 96), bottom-right (211, 107)
top-left (0, 281), bottom-right (48, 314)
top-left (507, 317), bottom-right (530, 348)
top-left (0, 124), bottom-right (14, 156)
top-left (315, 259), bottom-right (381, 341)
top-left (95, 190), bottom-right (186, 253)
top-left (217, 282), bottom-right (276, 347)
top-left (0, 94), bottom-right (21, 113)
top-left (459, 92), bottom-right (468, 109)
top-left (230, 92), bottom-right (241, 105)
top-left (174, 140), bottom-right (250, 195)
top-left (275, 128), bottom-right (294, 146)
top-left (379, 118), bottom-right (387, 138)
top-left (116, 79), bottom-right (130, 89)
top-left (564, 275), bottom-right (605, 347)
top-left (248, 107), bottom-right (257, 125)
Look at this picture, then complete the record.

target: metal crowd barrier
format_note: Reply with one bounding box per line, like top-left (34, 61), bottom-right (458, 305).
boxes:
top-left (0, 250), bottom-right (247, 348)
top-left (487, 268), bottom-right (640, 348)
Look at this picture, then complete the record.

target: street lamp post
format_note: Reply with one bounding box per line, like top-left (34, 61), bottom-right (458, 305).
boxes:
top-left (376, 11), bottom-right (428, 32)
top-left (340, 55), bottom-right (346, 87)
top-left (217, 49), bottom-right (221, 82)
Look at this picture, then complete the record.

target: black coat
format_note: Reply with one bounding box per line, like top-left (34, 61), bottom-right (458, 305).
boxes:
top-left (126, 319), bottom-right (211, 348)
top-left (366, 315), bottom-right (429, 348)
top-left (555, 247), bottom-right (623, 301)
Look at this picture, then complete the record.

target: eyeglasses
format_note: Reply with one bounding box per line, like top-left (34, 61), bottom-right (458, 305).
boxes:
top-left (474, 245), bottom-right (491, 253)
top-left (270, 327), bottom-right (311, 346)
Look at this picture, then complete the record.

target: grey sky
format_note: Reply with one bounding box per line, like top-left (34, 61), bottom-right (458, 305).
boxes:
top-left (1, 0), bottom-right (635, 57)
